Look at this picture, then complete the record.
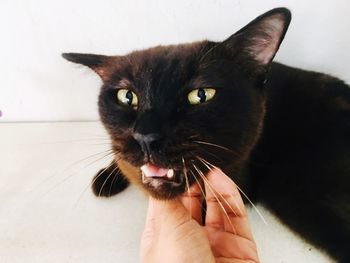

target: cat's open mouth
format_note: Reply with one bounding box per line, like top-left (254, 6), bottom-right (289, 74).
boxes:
top-left (140, 163), bottom-right (184, 195)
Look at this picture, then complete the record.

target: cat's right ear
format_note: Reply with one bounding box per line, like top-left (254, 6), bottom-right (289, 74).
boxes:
top-left (62, 53), bottom-right (112, 81)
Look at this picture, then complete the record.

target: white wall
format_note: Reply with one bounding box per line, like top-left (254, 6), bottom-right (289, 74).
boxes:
top-left (1, 0), bottom-right (349, 122)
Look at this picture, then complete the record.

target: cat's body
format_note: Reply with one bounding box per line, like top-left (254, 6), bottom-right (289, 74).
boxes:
top-left (249, 62), bottom-right (350, 261)
top-left (63, 8), bottom-right (350, 262)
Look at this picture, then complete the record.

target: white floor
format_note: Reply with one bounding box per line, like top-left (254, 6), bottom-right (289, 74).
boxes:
top-left (0, 122), bottom-right (334, 263)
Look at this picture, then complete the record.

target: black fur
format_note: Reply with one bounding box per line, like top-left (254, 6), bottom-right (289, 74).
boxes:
top-left (92, 163), bottom-right (129, 197)
top-left (250, 63), bottom-right (350, 261)
top-left (63, 8), bottom-right (350, 262)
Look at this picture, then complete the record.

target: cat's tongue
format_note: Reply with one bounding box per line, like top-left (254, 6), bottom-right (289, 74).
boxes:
top-left (141, 163), bottom-right (174, 179)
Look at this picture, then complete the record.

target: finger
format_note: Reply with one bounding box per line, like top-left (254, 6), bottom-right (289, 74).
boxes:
top-left (150, 197), bottom-right (190, 227)
top-left (205, 168), bottom-right (254, 240)
top-left (146, 196), bottom-right (155, 221)
top-left (216, 259), bottom-right (257, 263)
top-left (180, 182), bottom-right (203, 224)
top-left (205, 228), bottom-right (259, 262)
top-left (141, 197), bottom-right (157, 257)
top-left (142, 197), bottom-right (186, 244)
top-left (143, 197), bottom-right (156, 234)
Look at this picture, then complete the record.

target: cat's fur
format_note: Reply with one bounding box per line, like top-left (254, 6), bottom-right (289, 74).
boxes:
top-left (63, 8), bottom-right (350, 262)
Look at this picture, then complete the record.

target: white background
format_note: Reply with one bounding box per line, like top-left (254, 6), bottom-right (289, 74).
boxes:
top-left (0, 2), bottom-right (344, 261)
top-left (0, 0), bottom-right (349, 122)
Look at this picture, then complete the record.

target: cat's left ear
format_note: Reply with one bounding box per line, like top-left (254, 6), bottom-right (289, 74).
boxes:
top-left (62, 53), bottom-right (112, 81)
top-left (221, 7), bottom-right (291, 74)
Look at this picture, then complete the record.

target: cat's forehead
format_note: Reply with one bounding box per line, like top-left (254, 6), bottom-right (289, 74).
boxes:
top-left (128, 42), bottom-right (206, 65)
top-left (116, 42), bottom-right (209, 91)
top-left (125, 42), bottom-right (208, 77)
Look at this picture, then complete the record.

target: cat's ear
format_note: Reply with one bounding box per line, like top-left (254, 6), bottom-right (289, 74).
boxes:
top-left (62, 53), bottom-right (112, 81)
top-left (221, 7), bottom-right (291, 73)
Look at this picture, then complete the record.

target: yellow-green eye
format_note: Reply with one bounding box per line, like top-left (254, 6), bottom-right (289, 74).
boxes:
top-left (187, 88), bottom-right (216, 105)
top-left (117, 89), bottom-right (138, 108)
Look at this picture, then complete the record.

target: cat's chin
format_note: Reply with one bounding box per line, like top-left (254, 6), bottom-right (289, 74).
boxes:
top-left (140, 163), bottom-right (187, 200)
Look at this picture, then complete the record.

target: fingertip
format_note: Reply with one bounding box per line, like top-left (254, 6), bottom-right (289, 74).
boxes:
top-left (180, 195), bottom-right (203, 224)
top-left (206, 167), bottom-right (226, 179)
top-left (206, 168), bottom-right (239, 193)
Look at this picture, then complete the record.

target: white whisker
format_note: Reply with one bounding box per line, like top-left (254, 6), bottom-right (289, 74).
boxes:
top-left (197, 156), bottom-right (267, 225)
top-left (182, 157), bottom-right (192, 221)
top-left (73, 160), bottom-right (116, 208)
top-left (98, 165), bottom-right (119, 197)
top-left (193, 163), bottom-right (236, 233)
top-left (193, 140), bottom-right (239, 156)
top-left (195, 157), bottom-right (240, 218)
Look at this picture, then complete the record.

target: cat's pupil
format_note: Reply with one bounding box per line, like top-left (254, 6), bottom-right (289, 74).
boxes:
top-left (125, 90), bottom-right (133, 105)
top-left (197, 88), bottom-right (206, 103)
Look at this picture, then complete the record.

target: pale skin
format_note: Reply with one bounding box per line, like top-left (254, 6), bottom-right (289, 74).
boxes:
top-left (140, 169), bottom-right (260, 263)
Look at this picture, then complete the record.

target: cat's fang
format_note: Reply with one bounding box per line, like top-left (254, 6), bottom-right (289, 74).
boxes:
top-left (167, 169), bottom-right (174, 179)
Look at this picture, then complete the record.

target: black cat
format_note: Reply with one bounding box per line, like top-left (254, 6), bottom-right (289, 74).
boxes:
top-left (63, 8), bottom-right (350, 262)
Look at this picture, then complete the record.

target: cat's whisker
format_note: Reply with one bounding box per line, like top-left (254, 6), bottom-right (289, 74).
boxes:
top-left (85, 142), bottom-right (113, 146)
top-left (193, 140), bottom-right (240, 157)
top-left (195, 139), bottom-right (269, 169)
top-left (35, 149), bottom-right (114, 190)
top-left (98, 164), bottom-right (120, 197)
top-left (189, 169), bottom-right (207, 224)
top-left (108, 167), bottom-right (121, 197)
top-left (197, 156), bottom-right (267, 225)
top-left (182, 157), bottom-right (192, 221)
top-left (45, 138), bottom-right (111, 144)
top-left (196, 147), bottom-right (223, 162)
top-left (189, 169), bottom-right (206, 200)
top-left (70, 149), bottom-right (115, 170)
top-left (195, 157), bottom-right (240, 218)
top-left (73, 160), bottom-right (118, 208)
top-left (37, 150), bottom-right (115, 199)
top-left (88, 136), bottom-right (111, 140)
top-left (83, 150), bottom-right (116, 172)
top-left (187, 134), bottom-right (201, 140)
top-left (197, 156), bottom-right (243, 219)
top-left (193, 163), bottom-right (237, 234)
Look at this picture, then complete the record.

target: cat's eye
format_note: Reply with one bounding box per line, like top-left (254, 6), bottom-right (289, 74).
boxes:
top-left (187, 88), bottom-right (216, 105)
top-left (116, 89), bottom-right (138, 108)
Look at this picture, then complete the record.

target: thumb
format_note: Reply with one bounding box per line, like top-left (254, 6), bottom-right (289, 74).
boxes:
top-left (150, 197), bottom-right (190, 227)
top-left (141, 197), bottom-right (189, 251)
top-left (143, 196), bottom-right (156, 234)
top-left (140, 197), bottom-right (158, 257)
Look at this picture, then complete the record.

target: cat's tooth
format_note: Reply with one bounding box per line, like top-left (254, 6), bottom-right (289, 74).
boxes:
top-left (167, 169), bottom-right (174, 179)
top-left (141, 171), bottom-right (146, 183)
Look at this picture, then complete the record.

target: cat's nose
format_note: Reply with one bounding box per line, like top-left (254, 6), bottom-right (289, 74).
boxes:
top-left (133, 132), bottom-right (161, 158)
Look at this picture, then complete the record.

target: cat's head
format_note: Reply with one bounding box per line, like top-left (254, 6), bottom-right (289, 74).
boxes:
top-left (63, 8), bottom-right (291, 199)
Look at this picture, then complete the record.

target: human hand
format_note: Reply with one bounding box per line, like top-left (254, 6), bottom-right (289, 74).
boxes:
top-left (140, 169), bottom-right (259, 263)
